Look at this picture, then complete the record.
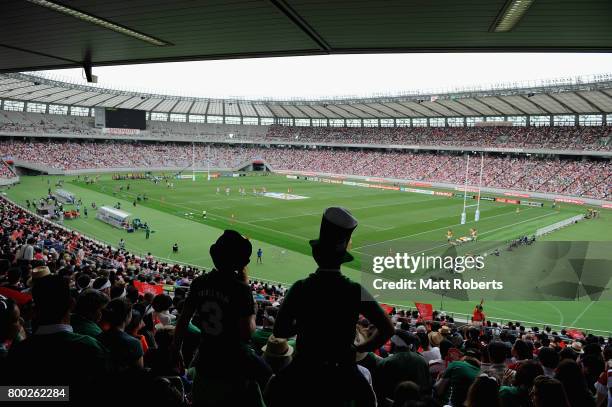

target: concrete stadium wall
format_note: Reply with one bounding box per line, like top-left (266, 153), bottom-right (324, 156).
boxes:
top-left (0, 176), bottom-right (19, 186)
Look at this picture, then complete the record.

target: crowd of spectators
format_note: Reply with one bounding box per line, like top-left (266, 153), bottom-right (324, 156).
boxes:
top-left (0, 199), bottom-right (610, 407)
top-left (0, 111), bottom-right (97, 136)
top-left (265, 125), bottom-right (612, 151)
top-left (1, 110), bottom-right (611, 151)
top-left (0, 139), bottom-right (609, 199)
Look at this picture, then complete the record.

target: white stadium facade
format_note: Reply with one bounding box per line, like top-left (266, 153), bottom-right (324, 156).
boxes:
top-left (1, 72), bottom-right (612, 130)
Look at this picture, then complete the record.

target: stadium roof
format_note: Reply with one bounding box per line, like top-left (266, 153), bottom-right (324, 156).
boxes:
top-left (1, 0), bottom-right (612, 73)
top-left (2, 72), bottom-right (612, 119)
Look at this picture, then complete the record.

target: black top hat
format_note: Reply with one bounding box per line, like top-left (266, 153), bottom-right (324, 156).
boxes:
top-left (309, 207), bottom-right (358, 265)
top-left (210, 230), bottom-right (252, 272)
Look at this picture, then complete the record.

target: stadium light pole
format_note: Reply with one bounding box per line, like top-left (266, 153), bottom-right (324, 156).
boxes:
top-left (475, 153), bottom-right (484, 222)
top-left (461, 154), bottom-right (470, 225)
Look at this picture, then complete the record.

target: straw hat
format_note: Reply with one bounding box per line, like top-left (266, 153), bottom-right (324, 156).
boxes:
top-left (262, 335), bottom-right (294, 358)
top-left (439, 325), bottom-right (451, 335)
top-left (27, 266), bottom-right (51, 287)
top-left (570, 341), bottom-right (584, 354)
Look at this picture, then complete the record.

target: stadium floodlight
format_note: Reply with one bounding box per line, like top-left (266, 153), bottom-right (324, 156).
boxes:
top-left (490, 0), bottom-right (535, 33)
top-left (25, 0), bottom-right (172, 46)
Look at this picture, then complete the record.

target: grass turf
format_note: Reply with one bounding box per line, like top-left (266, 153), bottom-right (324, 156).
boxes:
top-left (4, 173), bottom-right (611, 335)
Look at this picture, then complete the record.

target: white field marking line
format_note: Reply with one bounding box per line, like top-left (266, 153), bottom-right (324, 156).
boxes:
top-left (148, 190), bottom-right (607, 329)
top-left (569, 301), bottom-right (595, 328)
top-left (174, 184), bottom-right (391, 204)
top-left (184, 197), bottom-right (258, 204)
top-left (208, 200), bottom-right (271, 210)
top-left (353, 207), bottom-right (537, 251)
top-left (125, 192), bottom-right (313, 242)
top-left (360, 223), bottom-right (395, 232)
top-left (543, 301), bottom-right (565, 327)
top-left (353, 210), bottom-right (556, 258)
top-left (158, 201), bottom-right (310, 243)
top-left (248, 196), bottom-right (443, 224)
top-left (100, 186), bottom-right (544, 253)
top-left (95, 185), bottom-right (549, 255)
top-left (37, 194), bottom-right (612, 334)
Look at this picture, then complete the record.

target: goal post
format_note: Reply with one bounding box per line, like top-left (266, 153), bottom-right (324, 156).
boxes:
top-left (474, 153), bottom-right (484, 222)
top-left (460, 153), bottom-right (485, 224)
top-left (460, 154), bottom-right (470, 225)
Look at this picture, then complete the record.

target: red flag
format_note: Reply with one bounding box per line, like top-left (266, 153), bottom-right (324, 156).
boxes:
top-left (379, 303), bottom-right (394, 315)
top-left (566, 329), bottom-right (585, 340)
top-left (415, 302), bottom-right (434, 321)
top-left (0, 287), bottom-right (32, 306)
top-left (133, 280), bottom-right (163, 296)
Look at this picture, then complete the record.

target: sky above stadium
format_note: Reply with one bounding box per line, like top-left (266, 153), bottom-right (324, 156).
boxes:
top-left (41, 53), bottom-right (612, 100)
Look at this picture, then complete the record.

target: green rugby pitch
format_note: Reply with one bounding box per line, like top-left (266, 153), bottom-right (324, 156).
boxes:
top-left (4, 173), bottom-right (611, 335)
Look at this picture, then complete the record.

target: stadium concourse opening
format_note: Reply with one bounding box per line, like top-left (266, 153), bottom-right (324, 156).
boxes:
top-left (1, 1), bottom-right (612, 406)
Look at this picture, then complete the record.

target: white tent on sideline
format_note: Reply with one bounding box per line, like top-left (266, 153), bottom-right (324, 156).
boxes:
top-left (96, 206), bottom-right (131, 229)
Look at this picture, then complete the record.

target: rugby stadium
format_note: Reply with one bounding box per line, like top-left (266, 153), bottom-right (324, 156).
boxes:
top-left (0, 1), bottom-right (611, 406)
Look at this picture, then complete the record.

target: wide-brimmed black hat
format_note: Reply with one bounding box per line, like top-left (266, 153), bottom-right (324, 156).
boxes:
top-left (309, 207), bottom-right (358, 264)
top-left (210, 230), bottom-right (252, 271)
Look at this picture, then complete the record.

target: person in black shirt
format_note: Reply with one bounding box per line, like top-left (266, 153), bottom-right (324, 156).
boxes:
top-left (6, 275), bottom-right (109, 403)
top-left (266, 207), bottom-right (394, 407)
top-left (173, 230), bottom-right (271, 406)
top-left (97, 297), bottom-right (143, 372)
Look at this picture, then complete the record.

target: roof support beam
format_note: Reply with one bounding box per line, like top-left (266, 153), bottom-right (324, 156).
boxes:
top-left (2, 85), bottom-right (54, 99)
top-left (498, 98), bottom-right (531, 115)
top-left (149, 99), bottom-right (166, 112)
top-left (235, 102), bottom-right (243, 119)
top-left (518, 95), bottom-right (550, 115)
top-left (473, 99), bottom-right (504, 116)
top-left (420, 103), bottom-right (456, 117)
top-left (250, 103), bottom-right (261, 119)
top-left (13, 88), bottom-right (78, 104)
top-left (569, 92), bottom-right (604, 113)
top-left (327, 104), bottom-right (358, 119)
top-left (166, 100), bottom-right (180, 114)
top-left (348, 104), bottom-right (383, 118)
top-left (0, 43), bottom-right (79, 66)
top-left (293, 105), bottom-right (315, 119)
top-left (397, 102), bottom-right (440, 117)
top-left (433, 103), bottom-right (465, 117)
top-left (449, 99), bottom-right (484, 116)
top-left (0, 82), bottom-right (37, 93)
top-left (389, 103), bottom-right (421, 117)
top-left (268, 0), bottom-right (331, 52)
top-left (185, 100), bottom-right (195, 115)
top-left (546, 94), bottom-right (579, 114)
top-left (377, 103), bottom-right (413, 118)
top-left (131, 97), bottom-right (150, 111)
top-left (277, 104), bottom-right (295, 119)
top-left (78, 93), bottom-right (117, 107)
